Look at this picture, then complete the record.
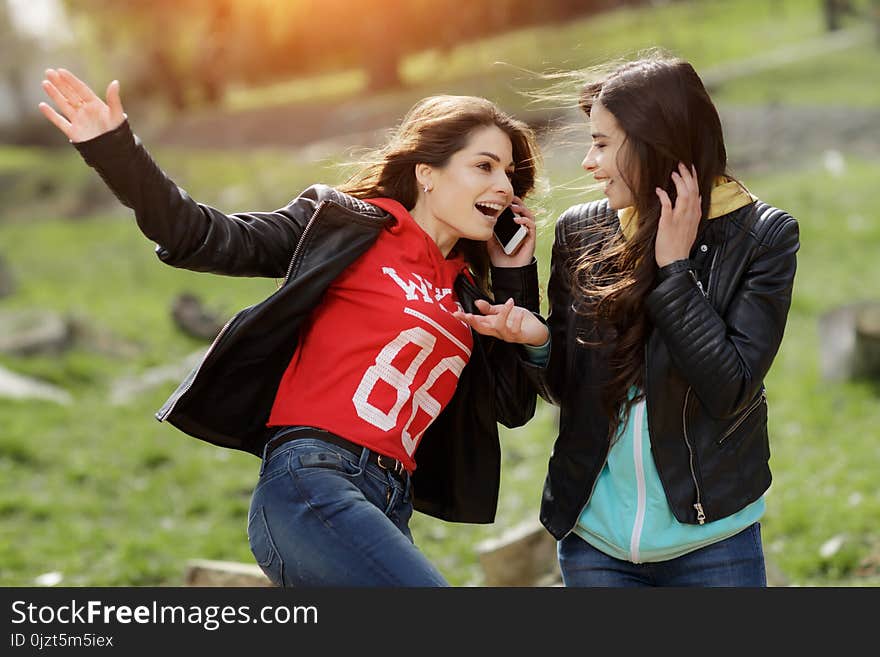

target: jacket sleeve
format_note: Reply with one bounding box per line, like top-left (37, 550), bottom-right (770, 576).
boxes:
top-left (484, 259), bottom-right (541, 428)
top-left (518, 209), bottom-right (577, 406)
top-left (645, 212), bottom-right (800, 418)
top-left (73, 120), bottom-right (314, 278)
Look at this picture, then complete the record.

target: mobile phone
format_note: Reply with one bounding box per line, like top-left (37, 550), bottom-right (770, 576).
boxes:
top-left (493, 206), bottom-right (528, 255)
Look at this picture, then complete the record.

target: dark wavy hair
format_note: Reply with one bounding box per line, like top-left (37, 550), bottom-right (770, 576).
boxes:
top-left (573, 54), bottom-right (732, 439)
top-left (339, 95), bottom-right (540, 294)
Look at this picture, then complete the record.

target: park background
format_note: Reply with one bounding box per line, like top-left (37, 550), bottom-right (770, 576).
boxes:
top-left (0, 0), bottom-right (878, 586)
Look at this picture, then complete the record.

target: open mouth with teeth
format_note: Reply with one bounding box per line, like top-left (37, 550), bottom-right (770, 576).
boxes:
top-left (475, 202), bottom-right (503, 218)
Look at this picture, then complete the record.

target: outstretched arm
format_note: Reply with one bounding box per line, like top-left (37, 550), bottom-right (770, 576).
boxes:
top-left (38, 69), bottom-right (306, 278)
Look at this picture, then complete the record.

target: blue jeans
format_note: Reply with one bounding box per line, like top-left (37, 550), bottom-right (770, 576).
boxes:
top-left (557, 523), bottom-right (767, 587)
top-left (247, 427), bottom-right (448, 587)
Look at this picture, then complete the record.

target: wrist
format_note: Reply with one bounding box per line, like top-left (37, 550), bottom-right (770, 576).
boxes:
top-left (656, 258), bottom-right (695, 282)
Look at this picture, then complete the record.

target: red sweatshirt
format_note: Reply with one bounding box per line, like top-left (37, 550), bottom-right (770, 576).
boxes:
top-left (267, 198), bottom-right (474, 472)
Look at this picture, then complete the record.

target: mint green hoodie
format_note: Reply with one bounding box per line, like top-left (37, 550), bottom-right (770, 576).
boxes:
top-left (574, 396), bottom-right (764, 563)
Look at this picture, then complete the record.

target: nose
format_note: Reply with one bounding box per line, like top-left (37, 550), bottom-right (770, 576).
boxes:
top-left (495, 170), bottom-right (514, 200)
top-left (582, 149), bottom-right (597, 173)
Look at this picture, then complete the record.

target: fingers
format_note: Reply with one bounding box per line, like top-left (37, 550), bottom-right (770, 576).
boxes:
top-left (677, 161), bottom-right (698, 195)
top-left (671, 164), bottom-right (689, 206)
top-left (453, 299), bottom-right (514, 337)
top-left (454, 298), bottom-right (541, 344)
top-left (498, 297), bottom-right (515, 323)
top-left (666, 162), bottom-right (702, 219)
top-left (45, 69), bottom-right (82, 106)
top-left (655, 163), bottom-right (702, 267)
top-left (678, 162), bottom-right (700, 205)
top-left (510, 197), bottom-right (536, 230)
top-left (510, 196), bottom-right (534, 220)
top-left (505, 304), bottom-right (525, 334)
top-left (40, 79), bottom-right (75, 118)
top-left (473, 298), bottom-right (493, 314)
top-left (106, 79), bottom-right (125, 124)
top-left (38, 102), bottom-right (72, 139)
top-left (58, 68), bottom-right (98, 103)
top-left (655, 186), bottom-right (672, 220)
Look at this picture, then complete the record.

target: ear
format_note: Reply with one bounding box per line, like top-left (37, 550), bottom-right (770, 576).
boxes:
top-left (415, 163), bottom-right (433, 192)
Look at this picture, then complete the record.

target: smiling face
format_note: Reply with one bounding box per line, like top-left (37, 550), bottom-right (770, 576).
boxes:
top-left (582, 100), bottom-right (637, 210)
top-left (412, 124), bottom-right (515, 254)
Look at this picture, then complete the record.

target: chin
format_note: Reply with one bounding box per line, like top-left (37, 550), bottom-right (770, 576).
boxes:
top-left (464, 229), bottom-right (494, 243)
top-left (605, 194), bottom-right (633, 211)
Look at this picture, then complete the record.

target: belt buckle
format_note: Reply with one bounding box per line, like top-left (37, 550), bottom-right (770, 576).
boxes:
top-left (376, 454), bottom-right (404, 476)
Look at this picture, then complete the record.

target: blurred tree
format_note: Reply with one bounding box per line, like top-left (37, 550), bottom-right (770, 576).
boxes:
top-left (823, 0), bottom-right (856, 30)
top-left (60, 0), bottom-right (647, 109)
top-left (61, 0), bottom-right (213, 109)
top-left (0, 0), bottom-right (35, 121)
top-left (870, 0), bottom-right (880, 44)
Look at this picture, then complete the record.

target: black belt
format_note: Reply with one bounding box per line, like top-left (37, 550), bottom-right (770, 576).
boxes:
top-left (265, 428), bottom-right (409, 482)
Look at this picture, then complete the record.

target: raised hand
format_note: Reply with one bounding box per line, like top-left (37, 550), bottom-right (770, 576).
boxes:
top-left (655, 162), bottom-right (702, 268)
top-left (486, 196), bottom-right (538, 268)
top-left (38, 68), bottom-right (126, 143)
top-left (453, 298), bottom-right (549, 346)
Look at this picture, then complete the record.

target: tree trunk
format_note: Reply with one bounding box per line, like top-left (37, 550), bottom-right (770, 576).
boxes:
top-left (853, 305), bottom-right (880, 379)
top-left (364, 47), bottom-right (403, 92)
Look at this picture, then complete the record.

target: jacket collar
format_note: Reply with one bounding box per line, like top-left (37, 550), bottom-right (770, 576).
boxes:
top-left (617, 177), bottom-right (756, 241)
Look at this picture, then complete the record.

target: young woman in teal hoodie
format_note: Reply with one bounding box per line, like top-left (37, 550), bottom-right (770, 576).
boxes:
top-left (462, 54), bottom-right (799, 586)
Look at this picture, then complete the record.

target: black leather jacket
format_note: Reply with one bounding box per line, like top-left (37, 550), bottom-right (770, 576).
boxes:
top-left (75, 121), bottom-right (540, 524)
top-left (523, 198), bottom-right (799, 539)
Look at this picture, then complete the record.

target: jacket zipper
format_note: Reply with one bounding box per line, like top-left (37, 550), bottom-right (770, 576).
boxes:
top-left (692, 246), bottom-right (718, 298)
top-left (158, 201), bottom-right (328, 422)
top-left (705, 247), bottom-right (718, 298)
top-left (717, 390), bottom-right (766, 445)
top-left (682, 387), bottom-right (706, 524)
top-left (679, 245), bottom-right (719, 522)
top-left (283, 200), bottom-right (328, 284)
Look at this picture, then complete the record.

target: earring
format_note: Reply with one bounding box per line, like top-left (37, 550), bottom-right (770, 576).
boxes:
top-left (423, 185), bottom-right (430, 193)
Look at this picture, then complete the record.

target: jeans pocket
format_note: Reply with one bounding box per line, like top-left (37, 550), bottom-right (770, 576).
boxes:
top-left (295, 449), bottom-right (362, 478)
top-left (247, 506), bottom-right (283, 585)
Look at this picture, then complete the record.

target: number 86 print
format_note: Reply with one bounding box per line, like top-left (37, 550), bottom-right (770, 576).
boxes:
top-left (353, 327), bottom-right (466, 456)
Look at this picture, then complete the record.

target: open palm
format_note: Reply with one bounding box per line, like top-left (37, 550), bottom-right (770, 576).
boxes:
top-left (38, 68), bottom-right (126, 143)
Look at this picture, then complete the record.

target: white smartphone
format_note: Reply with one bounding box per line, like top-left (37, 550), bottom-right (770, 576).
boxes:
top-left (493, 206), bottom-right (528, 255)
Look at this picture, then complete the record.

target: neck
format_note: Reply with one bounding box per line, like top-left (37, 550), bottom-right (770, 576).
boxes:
top-left (409, 200), bottom-right (457, 257)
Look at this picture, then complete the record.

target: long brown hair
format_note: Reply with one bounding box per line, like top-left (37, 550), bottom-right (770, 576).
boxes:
top-left (574, 54), bottom-right (731, 440)
top-left (339, 95), bottom-right (540, 293)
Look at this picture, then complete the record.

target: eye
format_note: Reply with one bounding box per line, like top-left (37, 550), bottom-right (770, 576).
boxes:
top-left (477, 162), bottom-right (492, 171)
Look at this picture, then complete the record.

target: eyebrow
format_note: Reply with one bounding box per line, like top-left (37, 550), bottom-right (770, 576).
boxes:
top-left (476, 151), bottom-right (515, 168)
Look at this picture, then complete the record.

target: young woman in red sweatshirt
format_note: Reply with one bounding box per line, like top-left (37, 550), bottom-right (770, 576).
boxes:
top-left (39, 69), bottom-right (550, 586)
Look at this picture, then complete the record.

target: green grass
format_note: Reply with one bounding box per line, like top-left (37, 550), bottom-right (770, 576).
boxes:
top-left (405, 0), bottom-right (826, 81)
top-left (741, 156), bottom-right (880, 585)
top-left (713, 39), bottom-right (880, 107)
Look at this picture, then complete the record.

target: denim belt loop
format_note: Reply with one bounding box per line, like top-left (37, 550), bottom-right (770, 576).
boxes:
top-left (404, 468), bottom-right (412, 500)
top-left (357, 445), bottom-right (372, 472)
top-left (259, 439), bottom-right (272, 477)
